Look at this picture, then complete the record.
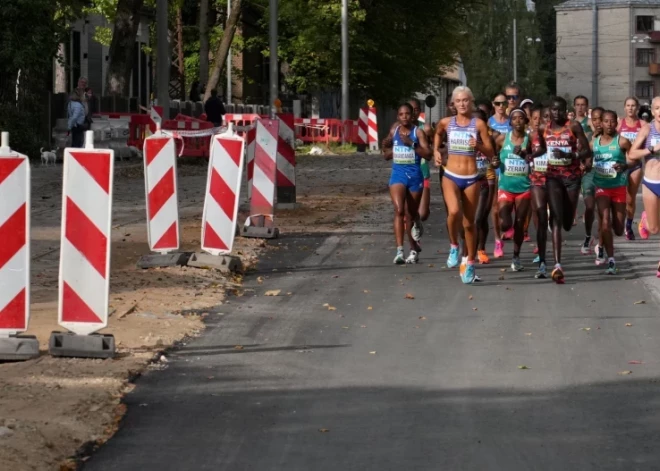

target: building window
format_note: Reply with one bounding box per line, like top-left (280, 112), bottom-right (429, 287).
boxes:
top-left (636, 81), bottom-right (654, 99)
top-left (637, 48), bottom-right (655, 66)
top-left (636, 16), bottom-right (655, 33)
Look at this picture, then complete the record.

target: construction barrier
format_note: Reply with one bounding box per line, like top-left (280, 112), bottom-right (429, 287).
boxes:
top-left (243, 119), bottom-right (279, 238)
top-left (58, 136), bottom-right (114, 336)
top-left (294, 118), bottom-right (329, 145)
top-left (162, 115), bottom-right (215, 158)
top-left (0, 134), bottom-right (30, 336)
top-left (368, 107), bottom-right (379, 151)
top-left (246, 126), bottom-right (256, 200)
top-left (275, 114), bottom-right (296, 206)
top-left (357, 109), bottom-right (369, 146)
top-left (224, 114), bottom-right (262, 137)
top-left (202, 127), bottom-right (245, 254)
top-left (143, 133), bottom-right (179, 253)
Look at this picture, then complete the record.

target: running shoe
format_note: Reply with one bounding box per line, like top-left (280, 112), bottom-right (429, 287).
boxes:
top-left (459, 256), bottom-right (467, 276)
top-left (551, 265), bottom-right (565, 284)
top-left (502, 227), bottom-right (514, 240)
top-left (533, 255), bottom-right (540, 264)
top-left (461, 263), bottom-right (476, 284)
top-left (535, 262), bottom-right (547, 279)
top-left (477, 250), bottom-right (490, 264)
top-left (511, 256), bottom-right (524, 272)
top-left (393, 250), bottom-right (405, 264)
top-left (411, 218), bottom-right (424, 241)
top-left (639, 211), bottom-right (650, 240)
top-left (493, 239), bottom-right (504, 258)
top-left (580, 236), bottom-right (594, 255)
top-left (405, 250), bottom-right (419, 264)
top-left (625, 225), bottom-right (635, 241)
top-left (572, 217), bottom-right (578, 226)
top-left (656, 262), bottom-right (660, 278)
top-left (523, 232), bottom-right (531, 242)
top-left (594, 245), bottom-right (606, 266)
top-left (447, 246), bottom-right (460, 268)
top-left (605, 259), bottom-right (617, 275)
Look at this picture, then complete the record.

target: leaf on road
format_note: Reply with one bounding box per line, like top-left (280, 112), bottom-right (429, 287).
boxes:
top-left (405, 293), bottom-right (415, 299)
top-left (323, 303), bottom-right (329, 307)
top-left (628, 360), bottom-right (643, 365)
top-left (332, 275), bottom-right (340, 278)
top-left (472, 307), bottom-right (478, 311)
top-left (327, 306), bottom-right (337, 311)
top-left (369, 351), bottom-right (377, 355)
top-left (367, 306), bottom-right (373, 310)
top-left (634, 300), bottom-right (646, 305)
top-left (468, 295), bottom-right (473, 300)
top-left (500, 268), bottom-right (507, 272)
top-left (525, 333), bottom-right (532, 336)
top-left (234, 345), bottom-right (244, 350)
top-left (428, 264), bottom-right (435, 268)
top-left (419, 316), bottom-right (426, 320)
top-left (625, 323), bottom-right (633, 327)
top-left (264, 290), bottom-right (281, 297)
top-left (498, 275), bottom-right (505, 281)
top-left (618, 370), bottom-right (633, 375)
top-left (363, 289), bottom-right (370, 293)
top-left (318, 428), bottom-right (330, 433)
top-left (257, 276), bottom-right (264, 284)
top-left (360, 325), bottom-right (367, 328)
top-left (518, 365), bottom-right (530, 370)
top-left (342, 326), bottom-right (349, 329)
top-left (580, 327), bottom-right (591, 331)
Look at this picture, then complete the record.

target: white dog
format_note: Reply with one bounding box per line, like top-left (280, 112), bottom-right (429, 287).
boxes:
top-left (40, 147), bottom-right (57, 166)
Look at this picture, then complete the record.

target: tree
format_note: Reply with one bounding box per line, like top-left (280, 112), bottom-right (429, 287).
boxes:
top-left (105, 0), bottom-right (144, 96)
top-left (203, 0), bottom-right (242, 102)
top-left (199, 0), bottom-right (210, 85)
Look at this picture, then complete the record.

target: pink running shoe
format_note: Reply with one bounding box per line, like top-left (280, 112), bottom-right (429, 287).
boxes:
top-left (639, 211), bottom-right (650, 240)
top-left (533, 246), bottom-right (539, 254)
top-left (494, 239), bottom-right (504, 258)
top-left (523, 232), bottom-right (531, 242)
top-left (502, 227), bottom-right (514, 240)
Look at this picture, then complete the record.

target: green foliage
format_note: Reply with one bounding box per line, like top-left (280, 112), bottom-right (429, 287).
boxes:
top-left (460, 0), bottom-right (549, 102)
top-left (246, 0), bottom-right (473, 107)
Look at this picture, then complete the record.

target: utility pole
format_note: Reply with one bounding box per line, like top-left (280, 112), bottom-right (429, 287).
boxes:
top-left (157, 0), bottom-right (170, 113)
top-left (592, 0), bottom-right (598, 105)
top-left (513, 18), bottom-right (517, 82)
top-left (341, 0), bottom-right (349, 143)
top-left (227, 0), bottom-right (232, 105)
top-left (269, 0), bottom-right (278, 117)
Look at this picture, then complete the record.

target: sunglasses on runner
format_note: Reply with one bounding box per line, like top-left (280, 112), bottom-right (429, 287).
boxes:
top-left (493, 101), bottom-right (507, 107)
top-left (506, 95), bottom-right (519, 101)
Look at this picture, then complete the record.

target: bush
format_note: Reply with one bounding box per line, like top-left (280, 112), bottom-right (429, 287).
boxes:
top-left (0, 104), bottom-right (44, 159)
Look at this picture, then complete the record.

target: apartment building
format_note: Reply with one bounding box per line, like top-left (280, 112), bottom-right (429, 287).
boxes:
top-left (556, 0), bottom-right (660, 110)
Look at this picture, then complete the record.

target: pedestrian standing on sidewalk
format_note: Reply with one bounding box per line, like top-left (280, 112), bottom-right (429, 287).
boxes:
top-left (204, 89), bottom-right (227, 127)
top-left (67, 91), bottom-right (86, 148)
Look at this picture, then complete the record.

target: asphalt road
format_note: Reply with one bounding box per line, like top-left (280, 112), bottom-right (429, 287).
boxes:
top-left (86, 166), bottom-right (660, 471)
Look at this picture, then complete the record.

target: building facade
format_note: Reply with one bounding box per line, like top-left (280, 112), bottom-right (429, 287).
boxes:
top-left (556, 0), bottom-right (660, 110)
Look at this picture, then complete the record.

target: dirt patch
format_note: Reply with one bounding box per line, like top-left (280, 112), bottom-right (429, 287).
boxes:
top-left (0, 153), bottom-right (388, 470)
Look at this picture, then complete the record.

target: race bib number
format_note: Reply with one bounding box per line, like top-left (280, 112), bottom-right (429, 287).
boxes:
top-left (449, 131), bottom-right (475, 153)
top-left (533, 155), bottom-right (548, 173)
top-left (476, 156), bottom-right (488, 176)
top-left (393, 145), bottom-right (415, 164)
top-left (547, 146), bottom-right (573, 166)
top-left (594, 160), bottom-right (617, 178)
top-left (621, 131), bottom-right (637, 142)
top-left (504, 156), bottom-right (528, 176)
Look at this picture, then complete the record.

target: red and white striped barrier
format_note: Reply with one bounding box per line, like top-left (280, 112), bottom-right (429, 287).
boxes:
top-left (58, 137), bottom-right (114, 336)
top-left (224, 114), bottom-right (261, 137)
top-left (246, 126), bottom-right (256, 200)
top-left (276, 113), bottom-right (296, 206)
top-left (143, 133), bottom-right (179, 253)
top-left (243, 119), bottom-right (279, 238)
top-left (0, 134), bottom-right (30, 336)
top-left (201, 126), bottom-right (245, 254)
top-left (357, 108), bottom-right (369, 146)
top-left (368, 107), bottom-right (379, 151)
top-left (419, 112), bottom-right (426, 124)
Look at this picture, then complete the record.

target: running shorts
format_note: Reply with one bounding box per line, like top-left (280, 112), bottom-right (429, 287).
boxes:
top-left (390, 167), bottom-right (424, 192)
top-left (498, 189), bottom-right (532, 203)
top-left (595, 186), bottom-right (626, 203)
top-left (581, 171), bottom-right (596, 198)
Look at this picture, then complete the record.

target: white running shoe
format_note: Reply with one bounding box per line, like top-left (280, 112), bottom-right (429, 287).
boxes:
top-left (405, 250), bottom-right (419, 264)
top-left (393, 251), bottom-right (405, 265)
top-left (594, 245), bottom-right (606, 266)
top-left (411, 219), bottom-right (424, 241)
top-left (580, 236), bottom-right (594, 255)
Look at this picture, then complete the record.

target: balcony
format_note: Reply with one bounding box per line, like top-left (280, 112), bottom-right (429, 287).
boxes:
top-left (649, 62), bottom-right (660, 76)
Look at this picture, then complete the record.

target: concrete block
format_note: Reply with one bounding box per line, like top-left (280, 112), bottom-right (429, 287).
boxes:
top-left (0, 335), bottom-right (39, 361)
top-left (242, 225), bottom-right (279, 239)
top-left (137, 252), bottom-right (193, 269)
top-left (48, 332), bottom-right (116, 359)
top-left (188, 252), bottom-right (243, 273)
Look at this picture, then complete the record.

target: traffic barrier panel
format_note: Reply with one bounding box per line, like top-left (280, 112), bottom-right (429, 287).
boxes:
top-left (162, 116), bottom-right (214, 158)
top-left (202, 125), bottom-right (245, 255)
top-left (294, 118), bottom-right (329, 145)
top-left (243, 119), bottom-right (279, 239)
top-left (224, 114), bottom-right (261, 137)
top-left (357, 108), bottom-right (369, 146)
top-left (143, 133), bottom-right (179, 253)
top-left (276, 113), bottom-right (296, 206)
top-left (50, 130), bottom-right (116, 358)
top-left (0, 132), bottom-right (38, 361)
top-left (246, 126), bottom-right (256, 200)
top-left (368, 107), bottom-right (379, 151)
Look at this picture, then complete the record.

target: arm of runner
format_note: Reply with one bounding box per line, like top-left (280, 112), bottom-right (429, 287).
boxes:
top-left (617, 136), bottom-right (632, 172)
top-left (628, 124), bottom-right (652, 161)
top-left (434, 119), bottom-right (448, 166)
top-left (529, 130), bottom-right (546, 160)
top-left (475, 119), bottom-right (494, 158)
top-left (382, 127), bottom-right (395, 160)
top-left (416, 127), bottom-right (432, 160)
top-left (571, 121), bottom-right (592, 169)
top-left (382, 122), bottom-right (398, 149)
top-left (491, 133), bottom-right (505, 167)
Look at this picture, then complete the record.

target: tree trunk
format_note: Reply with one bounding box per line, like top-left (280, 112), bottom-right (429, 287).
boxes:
top-left (203, 0), bottom-right (242, 102)
top-left (176, 7), bottom-right (186, 101)
top-left (199, 0), bottom-right (210, 86)
top-left (105, 0), bottom-right (144, 96)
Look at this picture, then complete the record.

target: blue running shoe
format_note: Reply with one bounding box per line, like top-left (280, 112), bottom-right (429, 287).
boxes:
top-left (533, 255), bottom-right (540, 264)
top-left (461, 263), bottom-right (476, 284)
top-left (447, 246), bottom-right (460, 268)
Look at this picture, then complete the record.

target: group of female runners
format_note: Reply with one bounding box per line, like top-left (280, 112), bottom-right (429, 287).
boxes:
top-left (382, 87), bottom-right (660, 284)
